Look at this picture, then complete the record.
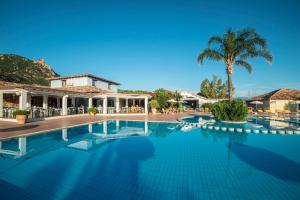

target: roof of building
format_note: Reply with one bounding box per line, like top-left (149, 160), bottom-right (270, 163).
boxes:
top-left (249, 88), bottom-right (300, 101)
top-left (48, 73), bottom-right (120, 85)
top-left (0, 81), bottom-right (150, 97)
top-left (0, 81), bottom-right (105, 96)
top-left (61, 86), bottom-right (109, 94)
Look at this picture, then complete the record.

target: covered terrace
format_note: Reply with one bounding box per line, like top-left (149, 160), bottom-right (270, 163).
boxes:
top-left (0, 81), bottom-right (150, 122)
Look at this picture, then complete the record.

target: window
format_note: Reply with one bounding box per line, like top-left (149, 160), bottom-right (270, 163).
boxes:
top-left (92, 79), bottom-right (97, 86)
top-left (108, 83), bottom-right (112, 90)
top-left (62, 80), bottom-right (67, 87)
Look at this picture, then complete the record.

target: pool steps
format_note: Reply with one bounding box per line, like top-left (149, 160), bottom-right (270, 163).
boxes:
top-left (180, 122), bottom-right (300, 135)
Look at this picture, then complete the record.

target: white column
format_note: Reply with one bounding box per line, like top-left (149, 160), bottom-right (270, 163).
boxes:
top-left (57, 97), bottom-right (61, 108)
top-left (62, 128), bottom-right (68, 141)
top-left (125, 98), bottom-right (128, 111)
top-left (18, 137), bottom-right (26, 156)
top-left (0, 92), bottom-right (3, 118)
top-left (88, 97), bottom-right (93, 108)
top-left (43, 94), bottom-right (48, 109)
top-left (26, 94), bottom-right (31, 108)
top-left (103, 96), bottom-right (107, 114)
top-left (145, 96), bottom-right (149, 114)
top-left (116, 120), bottom-right (120, 131)
top-left (88, 124), bottom-right (93, 133)
top-left (19, 90), bottom-right (28, 110)
top-left (62, 95), bottom-right (68, 115)
top-left (103, 121), bottom-right (107, 135)
top-left (71, 97), bottom-right (75, 107)
top-left (144, 121), bottom-right (148, 134)
top-left (116, 97), bottom-right (120, 113)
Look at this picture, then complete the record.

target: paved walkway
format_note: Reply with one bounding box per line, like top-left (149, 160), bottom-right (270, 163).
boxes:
top-left (0, 112), bottom-right (201, 140)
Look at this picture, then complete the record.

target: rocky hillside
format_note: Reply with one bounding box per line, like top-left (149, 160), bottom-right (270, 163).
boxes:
top-left (0, 54), bottom-right (58, 86)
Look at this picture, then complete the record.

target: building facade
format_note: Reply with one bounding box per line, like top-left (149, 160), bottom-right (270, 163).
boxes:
top-left (247, 88), bottom-right (300, 113)
top-left (180, 91), bottom-right (221, 109)
top-left (0, 74), bottom-right (150, 122)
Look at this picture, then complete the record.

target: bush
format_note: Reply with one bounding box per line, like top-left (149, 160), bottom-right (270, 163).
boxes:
top-left (211, 100), bottom-right (248, 121)
top-left (88, 107), bottom-right (97, 114)
top-left (13, 109), bottom-right (30, 116)
top-left (154, 88), bottom-right (174, 110)
top-left (149, 100), bottom-right (159, 109)
top-left (201, 103), bottom-right (213, 111)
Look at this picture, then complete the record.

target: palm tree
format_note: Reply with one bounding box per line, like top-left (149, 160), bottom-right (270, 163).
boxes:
top-left (197, 28), bottom-right (272, 101)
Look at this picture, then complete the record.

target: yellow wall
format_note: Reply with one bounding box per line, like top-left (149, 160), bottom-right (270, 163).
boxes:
top-left (269, 100), bottom-right (294, 113)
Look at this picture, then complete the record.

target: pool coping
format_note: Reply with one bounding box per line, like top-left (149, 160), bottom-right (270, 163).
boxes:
top-left (0, 119), bottom-right (181, 141)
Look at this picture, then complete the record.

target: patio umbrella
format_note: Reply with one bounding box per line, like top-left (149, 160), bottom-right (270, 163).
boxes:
top-left (167, 99), bottom-right (177, 103)
top-left (250, 101), bottom-right (263, 112)
top-left (250, 101), bottom-right (263, 126)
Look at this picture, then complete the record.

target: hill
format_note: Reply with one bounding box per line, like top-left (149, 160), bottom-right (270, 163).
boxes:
top-left (0, 54), bottom-right (58, 86)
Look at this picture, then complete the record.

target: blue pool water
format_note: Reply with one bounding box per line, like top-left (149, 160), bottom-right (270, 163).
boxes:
top-left (0, 120), bottom-right (300, 200)
top-left (182, 115), bottom-right (300, 130)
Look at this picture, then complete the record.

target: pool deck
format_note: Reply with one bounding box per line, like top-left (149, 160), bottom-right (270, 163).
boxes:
top-left (0, 112), bottom-right (202, 140)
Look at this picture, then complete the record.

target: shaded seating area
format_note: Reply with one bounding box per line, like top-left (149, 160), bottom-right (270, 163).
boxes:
top-left (0, 81), bottom-right (150, 122)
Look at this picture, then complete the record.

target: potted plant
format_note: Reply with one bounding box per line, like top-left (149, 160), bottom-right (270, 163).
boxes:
top-left (88, 107), bottom-right (97, 116)
top-left (149, 100), bottom-right (159, 114)
top-left (13, 110), bottom-right (30, 125)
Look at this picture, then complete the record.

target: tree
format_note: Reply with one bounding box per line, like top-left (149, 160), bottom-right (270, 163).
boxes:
top-left (153, 88), bottom-right (173, 110)
top-left (200, 75), bottom-right (228, 99)
top-left (197, 28), bottom-right (272, 101)
top-left (200, 78), bottom-right (211, 98)
top-left (173, 90), bottom-right (182, 108)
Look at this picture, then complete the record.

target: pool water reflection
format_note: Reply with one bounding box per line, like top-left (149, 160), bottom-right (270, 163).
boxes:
top-left (0, 120), bottom-right (300, 200)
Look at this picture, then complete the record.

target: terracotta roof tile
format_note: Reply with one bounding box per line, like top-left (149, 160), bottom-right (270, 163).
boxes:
top-left (0, 81), bottom-right (102, 95)
top-left (250, 88), bottom-right (300, 101)
top-left (59, 86), bottom-right (109, 94)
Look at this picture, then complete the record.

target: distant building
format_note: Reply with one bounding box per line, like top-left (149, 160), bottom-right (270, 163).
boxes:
top-left (180, 91), bottom-right (220, 109)
top-left (247, 88), bottom-right (300, 113)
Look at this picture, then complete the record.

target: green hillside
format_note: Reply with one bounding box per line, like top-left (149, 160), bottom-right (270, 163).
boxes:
top-left (0, 54), bottom-right (58, 86)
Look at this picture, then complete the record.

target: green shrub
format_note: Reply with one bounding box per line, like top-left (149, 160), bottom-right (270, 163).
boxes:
top-left (211, 100), bottom-right (248, 121)
top-left (13, 109), bottom-right (30, 116)
top-left (201, 103), bottom-right (213, 111)
top-left (88, 107), bottom-right (97, 114)
top-left (149, 100), bottom-right (159, 109)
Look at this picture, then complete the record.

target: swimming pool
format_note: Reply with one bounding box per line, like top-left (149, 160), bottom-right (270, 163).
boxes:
top-left (181, 115), bottom-right (300, 131)
top-left (0, 120), bottom-right (300, 199)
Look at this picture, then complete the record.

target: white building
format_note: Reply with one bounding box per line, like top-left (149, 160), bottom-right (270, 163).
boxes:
top-left (49, 74), bottom-right (119, 92)
top-left (0, 73), bottom-right (150, 122)
top-left (180, 91), bottom-right (220, 109)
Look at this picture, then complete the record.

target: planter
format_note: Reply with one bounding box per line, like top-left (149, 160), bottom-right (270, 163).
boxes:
top-left (221, 120), bottom-right (247, 124)
top-left (228, 128), bottom-right (235, 132)
top-left (221, 127), bottom-right (227, 131)
top-left (151, 108), bottom-right (157, 115)
top-left (89, 112), bottom-right (96, 116)
top-left (245, 129), bottom-right (251, 133)
top-left (16, 115), bottom-right (27, 125)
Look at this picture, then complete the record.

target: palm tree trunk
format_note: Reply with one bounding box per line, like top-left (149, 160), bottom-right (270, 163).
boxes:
top-left (226, 63), bottom-right (233, 101)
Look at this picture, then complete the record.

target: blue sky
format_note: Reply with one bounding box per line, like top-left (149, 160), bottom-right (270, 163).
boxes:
top-left (1, 0), bottom-right (300, 97)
